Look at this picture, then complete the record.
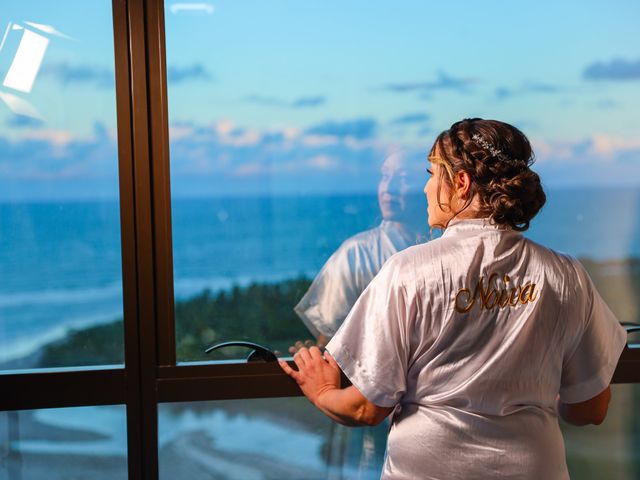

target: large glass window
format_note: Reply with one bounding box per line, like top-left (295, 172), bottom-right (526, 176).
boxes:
top-left (163, 0), bottom-right (639, 477)
top-left (0, 1), bottom-right (123, 370)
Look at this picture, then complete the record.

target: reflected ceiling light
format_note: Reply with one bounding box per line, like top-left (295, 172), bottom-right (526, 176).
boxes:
top-left (0, 22), bottom-right (13, 52)
top-left (3, 25), bottom-right (49, 93)
top-left (0, 91), bottom-right (43, 119)
top-left (170, 3), bottom-right (215, 14)
top-left (24, 21), bottom-right (73, 40)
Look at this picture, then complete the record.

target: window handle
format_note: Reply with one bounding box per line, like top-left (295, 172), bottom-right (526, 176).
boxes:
top-left (204, 341), bottom-right (278, 363)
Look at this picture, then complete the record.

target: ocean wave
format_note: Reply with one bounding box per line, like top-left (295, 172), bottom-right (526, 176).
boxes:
top-left (0, 282), bottom-right (123, 308)
top-left (0, 271), bottom-right (319, 310)
top-left (0, 310), bottom-right (121, 364)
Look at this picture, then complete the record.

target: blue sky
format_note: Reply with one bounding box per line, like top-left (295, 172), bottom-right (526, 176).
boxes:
top-left (1, 0), bottom-right (639, 199)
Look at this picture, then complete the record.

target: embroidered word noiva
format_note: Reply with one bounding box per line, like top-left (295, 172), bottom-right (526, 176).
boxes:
top-left (455, 273), bottom-right (539, 313)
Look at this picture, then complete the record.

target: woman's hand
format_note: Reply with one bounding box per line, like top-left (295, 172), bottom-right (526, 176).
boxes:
top-left (279, 346), bottom-right (341, 407)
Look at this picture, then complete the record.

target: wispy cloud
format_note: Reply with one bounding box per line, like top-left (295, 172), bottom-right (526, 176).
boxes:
top-left (291, 96), bottom-right (326, 108)
top-left (381, 72), bottom-right (478, 95)
top-left (390, 113), bottom-right (430, 125)
top-left (305, 118), bottom-right (377, 140)
top-left (40, 62), bottom-right (213, 87)
top-left (244, 94), bottom-right (326, 108)
top-left (41, 62), bottom-right (114, 88)
top-left (6, 114), bottom-right (44, 128)
top-left (595, 99), bottom-right (620, 110)
top-left (169, 3), bottom-right (215, 15)
top-left (0, 122), bottom-right (117, 186)
top-left (494, 81), bottom-right (566, 101)
top-left (583, 58), bottom-right (640, 81)
top-left (167, 64), bottom-right (213, 84)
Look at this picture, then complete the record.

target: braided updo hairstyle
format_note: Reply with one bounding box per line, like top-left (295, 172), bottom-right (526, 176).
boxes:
top-left (430, 118), bottom-right (546, 231)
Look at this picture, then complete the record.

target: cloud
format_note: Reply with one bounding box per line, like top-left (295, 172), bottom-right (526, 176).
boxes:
top-left (4, 117), bottom-right (640, 201)
top-left (0, 122), bottom-right (117, 186)
top-left (523, 81), bottom-right (564, 94)
top-left (305, 118), bottom-right (377, 140)
top-left (244, 94), bottom-right (326, 108)
top-left (494, 81), bottom-right (565, 100)
top-left (381, 72), bottom-right (478, 95)
top-left (40, 62), bottom-right (213, 88)
top-left (41, 62), bottom-right (114, 88)
top-left (529, 135), bottom-right (640, 186)
top-left (390, 113), bottom-right (430, 125)
top-left (595, 99), bottom-right (619, 110)
top-left (495, 87), bottom-right (514, 100)
top-left (6, 114), bottom-right (44, 128)
top-left (583, 58), bottom-right (640, 81)
top-left (169, 3), bottom-right (215, 15)
top-left (167, 64), bottom-right (213, 84)
top-left (291, 96), bottom-right (326, 108)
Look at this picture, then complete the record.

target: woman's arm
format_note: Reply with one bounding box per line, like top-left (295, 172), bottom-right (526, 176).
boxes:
top-left (556, 386), bottom-right (611, 426)
top-left (279, 346), bottom-right (394, 426)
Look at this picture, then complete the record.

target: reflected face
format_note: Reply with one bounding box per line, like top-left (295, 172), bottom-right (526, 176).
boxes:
top-left (424, 159), bottom-right (452, 228)
top-left (378, 153), bottom-right (413, 221)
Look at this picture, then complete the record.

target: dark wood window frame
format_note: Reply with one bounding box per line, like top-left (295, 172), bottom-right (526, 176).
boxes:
top-left (1, 1), bottom-right (639, 479)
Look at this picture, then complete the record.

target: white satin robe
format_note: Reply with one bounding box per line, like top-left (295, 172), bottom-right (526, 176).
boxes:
top-left (326, 217), bottom-right (627, 480)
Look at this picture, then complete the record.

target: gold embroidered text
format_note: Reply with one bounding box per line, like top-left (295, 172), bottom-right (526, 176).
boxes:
top-left (454, 273), bottom-right (538, 313)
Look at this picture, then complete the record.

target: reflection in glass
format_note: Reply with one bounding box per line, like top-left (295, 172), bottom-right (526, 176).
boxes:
top-left (158, 398), bottom-right (383, 480)
top-left (0, 406), bottom-right (127, 479)
top-left (562, 384), bottom-right (640, 479)
top-left (0, 2), bottom-right (123, 370)
top-left (295, 150), bottom-right (427, 343)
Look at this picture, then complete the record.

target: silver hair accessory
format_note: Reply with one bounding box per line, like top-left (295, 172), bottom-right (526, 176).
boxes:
top-left (471, 133), bottom-right (508, 160)
top-left (470, 133), bottom-right (530, 170)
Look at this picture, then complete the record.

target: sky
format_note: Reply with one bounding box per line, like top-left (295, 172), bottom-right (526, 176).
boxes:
top-left (0, 0), bottom-right (639, 200)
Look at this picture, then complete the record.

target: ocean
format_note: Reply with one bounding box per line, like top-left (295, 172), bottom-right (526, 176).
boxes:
top-left (1, 187), bottom-right (639, 364)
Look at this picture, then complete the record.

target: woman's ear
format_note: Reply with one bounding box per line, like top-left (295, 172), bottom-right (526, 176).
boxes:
top-left (453, 170), bottom-right (472, 199)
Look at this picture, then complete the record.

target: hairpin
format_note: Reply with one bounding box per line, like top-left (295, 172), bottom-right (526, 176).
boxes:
top-left (471, 133), bottom-right (509, 160)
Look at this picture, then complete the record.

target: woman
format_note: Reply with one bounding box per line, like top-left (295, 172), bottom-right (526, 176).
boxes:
top-left (279, 118), bottom-right (627, 479)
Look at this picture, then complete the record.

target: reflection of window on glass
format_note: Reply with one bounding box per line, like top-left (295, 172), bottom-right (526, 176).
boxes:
top-left (292, 150), bottom-right (427, 479)
top-left (0, 20), bottom-right (69, 119)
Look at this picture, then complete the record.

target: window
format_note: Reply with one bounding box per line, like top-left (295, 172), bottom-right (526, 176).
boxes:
top-left (0, 1), bottom-right (123, 370)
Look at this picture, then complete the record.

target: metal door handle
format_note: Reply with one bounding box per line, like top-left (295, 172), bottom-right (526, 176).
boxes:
top-left (205, 341), bottom-right (278, 363)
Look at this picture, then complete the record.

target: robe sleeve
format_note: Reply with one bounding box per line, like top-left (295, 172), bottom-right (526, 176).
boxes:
top-left (294, 241), bottom-right (364, 339)
top-left (325, 255), bottom-right (418, 407)
top-left (559, 259), bottom-right (628, 404)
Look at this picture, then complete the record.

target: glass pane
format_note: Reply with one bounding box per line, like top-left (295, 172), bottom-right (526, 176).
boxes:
top-left (158, 398), bottom-right (385, 480)
top-left (0, 405), bottom-right (127, 479)
top-left (163, 1), bottom-right (639, 357)
top-left (562, 384), bottom-right (640, 479)
top-left (0, 2), bottom-right (123, 369)
top-left (163, 1), bottom-right (639, 477)
top-left (165, 3), bottom-right (428, 363)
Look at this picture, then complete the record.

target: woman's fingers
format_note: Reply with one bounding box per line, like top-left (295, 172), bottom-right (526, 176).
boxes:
top-left (294, 347), bottom-right (311, 367)
top-left (324, 350), bottom-right (340, 370)
top-left (309, 346), bottom-right (323, 360)
top-left (278, 360), bottom-right (300, 381)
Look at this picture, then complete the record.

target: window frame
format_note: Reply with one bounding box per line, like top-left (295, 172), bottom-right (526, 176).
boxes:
top-left (0, 1), bottom-right (638, 479)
